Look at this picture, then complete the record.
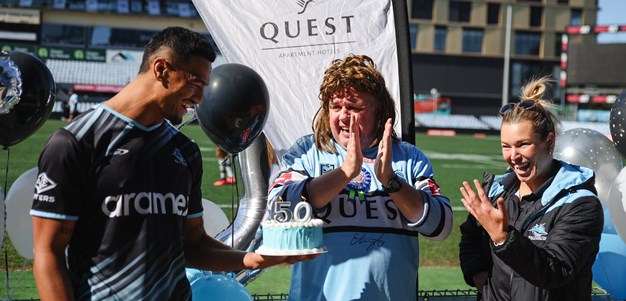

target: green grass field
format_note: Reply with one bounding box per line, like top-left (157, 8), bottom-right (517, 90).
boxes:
top-left (0, 118), bottom-right (508, 299)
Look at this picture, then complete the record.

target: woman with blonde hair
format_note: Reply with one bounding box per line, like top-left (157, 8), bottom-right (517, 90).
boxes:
top-left (459, 76), bottom-right (603, 300)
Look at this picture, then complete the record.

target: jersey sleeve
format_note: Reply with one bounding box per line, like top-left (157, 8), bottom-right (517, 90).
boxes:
top-left (267, 137), bottom-right (314, 213)
top-left (31, 129), bottom-right (89, 220)
top-left (407, 146), bottom-right (453, 240)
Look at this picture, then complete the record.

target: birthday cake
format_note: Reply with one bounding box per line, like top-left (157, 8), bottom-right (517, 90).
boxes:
top-left (257, 202), bottom-right (326, 255)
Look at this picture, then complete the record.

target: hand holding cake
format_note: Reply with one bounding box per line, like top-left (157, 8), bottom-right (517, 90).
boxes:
top-left (242, 250), bottom-right (319, 270)
top-left (257, 201), bottom-right (327, 256)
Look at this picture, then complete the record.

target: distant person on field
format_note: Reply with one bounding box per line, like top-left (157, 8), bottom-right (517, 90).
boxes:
top-left (459, 76), bottom-right (603, 301)
top-left (60, 97), bottom-right (70, 121)
top-left (67, 89), bottom-right (79, 121)
top-left (213, 146), bottom-right (236, 186)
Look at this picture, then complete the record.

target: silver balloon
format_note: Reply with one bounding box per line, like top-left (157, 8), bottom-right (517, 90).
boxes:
top-left (554, 128), bottom-right (623, 207)
top-left (610, 88), bottom-right (626, 158)
top-left (0, 51), bottom-right (22, 114)
top-left (215, 133), bottom-right (270, 251)
top-left (607, 167), bottom-right (626, 244)
top-left (177, 114), bottom-right (269, 285)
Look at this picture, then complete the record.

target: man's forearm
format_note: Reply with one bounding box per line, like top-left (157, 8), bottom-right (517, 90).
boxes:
top-left (34, 253), bottom-right (75, 301)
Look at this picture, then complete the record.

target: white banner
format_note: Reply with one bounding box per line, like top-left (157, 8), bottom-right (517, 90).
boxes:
top-left (192, 0), bottom-right (401, 157)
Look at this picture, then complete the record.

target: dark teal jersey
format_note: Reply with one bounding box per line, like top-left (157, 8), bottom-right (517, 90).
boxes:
top-left (31, 105), bottom-right (203, 301)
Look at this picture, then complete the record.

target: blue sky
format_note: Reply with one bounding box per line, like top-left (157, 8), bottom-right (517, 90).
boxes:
top-left (597, 0), bottom-right (626, 42)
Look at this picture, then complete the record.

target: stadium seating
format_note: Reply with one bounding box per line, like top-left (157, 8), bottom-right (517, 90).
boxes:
top-left (479, 115), bottom-right (502, 130)
top-left (415, 114), bottom-right (491, 130)
top-left (480, 116), bottom-right (609, 134)
top-left (51, 100), bottom-right (99, 114)
top-left (415, 113), bottom-right (610, 135)
top-left (46, 59), bottom-right (140, 86)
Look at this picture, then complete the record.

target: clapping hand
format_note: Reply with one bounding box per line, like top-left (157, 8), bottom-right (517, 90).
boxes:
top-left (341, 114), bottom-right (363, 179)
top-left (374, 118), bottom-right (394, 184)
top-left (460, 180), bottom-right (508, 244)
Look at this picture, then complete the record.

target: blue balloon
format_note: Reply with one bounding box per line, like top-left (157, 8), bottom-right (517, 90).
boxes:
top-left (603, 208), bottom-right (618, 235)
top-left (186, 268), bottom-right (253, 301)
top-left (592, 233), bottom-right (626, 299)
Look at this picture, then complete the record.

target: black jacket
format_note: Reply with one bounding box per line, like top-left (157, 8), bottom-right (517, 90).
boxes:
top-left (459, 161), bottom-right (603, 301)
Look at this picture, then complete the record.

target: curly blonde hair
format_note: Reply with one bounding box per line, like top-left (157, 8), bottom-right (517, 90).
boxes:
top-left (312, 54), bottom-right (397, 153)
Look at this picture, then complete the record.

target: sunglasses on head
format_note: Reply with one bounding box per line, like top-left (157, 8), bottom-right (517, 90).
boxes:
top-left (499, 100), bottom-right (536, 116)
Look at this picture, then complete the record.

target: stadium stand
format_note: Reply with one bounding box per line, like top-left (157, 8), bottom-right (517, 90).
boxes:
top-left (482, 116), bottom-right (609, 134)
top-left (415, 114), bottom-right (491, 130)
top-left (46, 60), bottom-right (140, 86)
top-left (479, 115), bottom-right (502, 130)
top-left (46, 60), bottom-right (141, 116)
top-left (416, 114), bottom-right (610, 135)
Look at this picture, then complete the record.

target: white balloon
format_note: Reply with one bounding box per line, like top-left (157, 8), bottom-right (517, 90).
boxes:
top-left (554, 128), bottom-right (623, 207)
top-left (202, 199), bottom-right (230, 237)
top-left (608, 167), bottom-right (626, 244)
top-left (5, 167), bottom-right (37, 260)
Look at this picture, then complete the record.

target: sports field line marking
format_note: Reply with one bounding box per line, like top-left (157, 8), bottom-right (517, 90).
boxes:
top-left (202, 158), bottom-right (221, 162)
top-left (441, 164), bottom-right (501, 169)
top-left (424, 151), bottom-right (503, 164)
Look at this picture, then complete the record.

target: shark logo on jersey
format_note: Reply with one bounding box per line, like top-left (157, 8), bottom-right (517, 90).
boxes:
top-left (172, 148), bottom-right (187, 166)
top-left (320, 164), bottom-right (334, 175)
top-left (529, 223), bottom-right (548, 241)
top-left (35, 173), bottom-right (57, 194)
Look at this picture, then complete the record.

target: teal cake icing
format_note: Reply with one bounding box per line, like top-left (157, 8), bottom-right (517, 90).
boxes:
top-left (257, 219), bottom-right (325, 255)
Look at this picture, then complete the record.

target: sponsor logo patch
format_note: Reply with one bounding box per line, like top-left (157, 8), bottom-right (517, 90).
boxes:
top-left (427, 179), bottom-right (441, 195)
top-left (172, 148), bottom-right (187, 166)
top-left (320, 164), bottom-right (334, 175)
top-left (270, 172), bottom-right (293, 190)
top-left (35, 173), bottom-right (57, 194)
top-left (528, 223), bottom-right (548, 241)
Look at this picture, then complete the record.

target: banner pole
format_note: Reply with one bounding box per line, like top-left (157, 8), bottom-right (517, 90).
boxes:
top-left (392, 0), bottom-right (415, 145)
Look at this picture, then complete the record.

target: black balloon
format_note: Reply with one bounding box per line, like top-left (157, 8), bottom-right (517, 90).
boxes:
top-left (610, 88), bottom-right (626, 159)
top-left (196, 64), bottom-right (269, 154)
top-left (0, 51), bottom-right (56, 148)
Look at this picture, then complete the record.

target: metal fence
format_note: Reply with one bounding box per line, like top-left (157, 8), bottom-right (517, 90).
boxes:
top-left (250, 288), bottom-right (617, 301)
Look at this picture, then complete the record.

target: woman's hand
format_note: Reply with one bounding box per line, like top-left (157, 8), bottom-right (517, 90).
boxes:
top-left (460, 180), bottom-right (508, 244)
top-left (374, 118), bottom-right (394, 184)
top-left (341, 114), bottom-right (363, 179)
